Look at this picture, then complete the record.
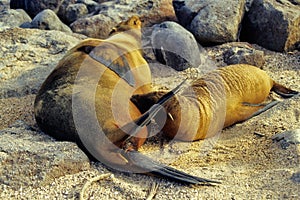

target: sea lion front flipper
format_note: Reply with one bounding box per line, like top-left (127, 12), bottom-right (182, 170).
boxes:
top-left (122, 150), bottom-right (220, 185)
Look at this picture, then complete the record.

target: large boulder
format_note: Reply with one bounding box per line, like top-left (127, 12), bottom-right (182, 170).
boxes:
top-left (0, 9), bottom-right (31, 28)
top-left (241, 0), bottom-right (300, 52)
top-left (64, 3), bottom-right (89, 24)
top-left (70, 0), bottom-right (176, 38)
top-left (173, 0), bottom-right (246, 44)
top-left (28, 9), bottom-right (72, 33)
top-left (10, 0), bottom-right (76, 23)
top-left (151, 21), bottom-right (202, 71)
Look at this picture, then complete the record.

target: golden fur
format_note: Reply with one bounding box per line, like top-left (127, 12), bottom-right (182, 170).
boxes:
top-left (34, 16), bottom-right (219, 184)
top-left (34, 16), bottom-right (152, 164)
top-left (131, 64), bottom-right (298, 141)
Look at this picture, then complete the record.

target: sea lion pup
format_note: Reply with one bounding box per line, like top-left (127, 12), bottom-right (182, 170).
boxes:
top-left (34, 16), bottom-right (218, 184)
top-left (131, 64), bottom-right (298, 141)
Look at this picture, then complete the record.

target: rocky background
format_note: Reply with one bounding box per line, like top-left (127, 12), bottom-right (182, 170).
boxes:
top-left (0, 0), bottom-right (299, 199)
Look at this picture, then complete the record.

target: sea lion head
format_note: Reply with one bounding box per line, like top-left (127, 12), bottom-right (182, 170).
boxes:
top-left (109, 15), bottom-right (142, 35)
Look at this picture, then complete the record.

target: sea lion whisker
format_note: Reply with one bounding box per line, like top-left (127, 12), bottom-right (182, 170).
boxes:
top-left (168, 113), bottom-right (174, 121)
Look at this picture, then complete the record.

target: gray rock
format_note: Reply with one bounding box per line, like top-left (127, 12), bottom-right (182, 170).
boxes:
top-left (0, 27), bottom-right (85, 98)
top-left (30, 9), bottom-right (72, 33)
top-left (0, 120), bottom-right (90, 189)
top-left (0, 9), bottom-right (32, 28)
top-left (151, 21), bottom-right (202, 71)
top-left (0, 0), bottom-right (9, 12)
top-left (173, 0), bottom-right (246, 44)
top-left (71, 0), bottom-right (176, 38)
top-left (94, 0), bottom-right (109, 3)
top-left (241, 0), bottom-right (300, 52)
top-left (222, 43), bottom-right (265, 67)
top-left (70, 13), bottom-right (114, 38)
top-left (19, 21), bottom-right (33, 28)
top-left (205, 42), bottom-right (266, 68)
top-left (64, 3), bottom-right (89, 24)
top-left (272, 129), bottom-right (300, 149)
top-left (288, 0), bottom-right (300, 5)
top-left (291, 172), bottom-right (300, 183)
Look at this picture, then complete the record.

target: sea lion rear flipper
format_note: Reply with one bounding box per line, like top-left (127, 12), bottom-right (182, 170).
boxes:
top-left (272, 82), bottom-right (299, 98)
top-left (122, 150), bottom-right (220, 185)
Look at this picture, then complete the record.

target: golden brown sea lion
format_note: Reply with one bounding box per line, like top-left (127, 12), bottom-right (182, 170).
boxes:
top-left (34, 16), bottom-right (151, 143)
top-left (34, 16), bottom-right (217, 184)
top-left (131, 64), bottom-right (298, 141)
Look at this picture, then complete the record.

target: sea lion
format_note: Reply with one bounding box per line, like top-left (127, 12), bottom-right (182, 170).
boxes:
top-left (34, 16), bottom-right (218, 184)
top-left (34, 15), bottom-right (151, 142)
top-left (131, 64), bottom-right (299, 141)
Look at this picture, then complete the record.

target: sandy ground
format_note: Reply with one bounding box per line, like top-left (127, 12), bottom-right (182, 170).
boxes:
top-left (0, 45), bottom-right (299, 199)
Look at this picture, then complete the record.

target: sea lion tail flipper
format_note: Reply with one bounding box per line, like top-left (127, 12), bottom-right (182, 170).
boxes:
top-left (123, 150), bottom-right (220, 185)
top-left (272, 82), bottom-right (299, 98)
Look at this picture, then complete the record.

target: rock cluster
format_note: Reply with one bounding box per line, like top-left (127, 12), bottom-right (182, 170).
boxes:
top-left (7, 0), bottom-right (300, 52)
top-left (173, 0), bottom-right (245, 44)
top-left (70, 0), bottom-right (176, 38)
top-left (173, 0), bottom-right (300, 52)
